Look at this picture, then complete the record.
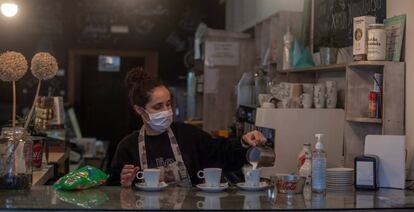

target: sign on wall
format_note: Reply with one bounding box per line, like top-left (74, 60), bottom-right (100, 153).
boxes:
top-left (204, 41), bottom-right (240, 66)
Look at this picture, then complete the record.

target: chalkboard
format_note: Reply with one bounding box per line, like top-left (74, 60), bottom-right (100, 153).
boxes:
top-left (314, 0), bottom-right (386, 51)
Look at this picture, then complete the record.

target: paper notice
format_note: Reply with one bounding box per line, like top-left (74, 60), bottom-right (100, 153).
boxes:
top-left (205, 41), bottom-right (239, 66)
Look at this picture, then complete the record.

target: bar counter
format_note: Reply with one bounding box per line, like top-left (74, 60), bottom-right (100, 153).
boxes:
top-left (1, 185), bottom-right (414, 211)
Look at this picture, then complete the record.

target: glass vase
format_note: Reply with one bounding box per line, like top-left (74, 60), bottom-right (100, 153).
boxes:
top-left (0, 127), bottom-right (33, 189)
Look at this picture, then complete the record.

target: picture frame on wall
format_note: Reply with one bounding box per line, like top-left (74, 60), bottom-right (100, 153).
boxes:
top-left (384, 14), bottom-right (406, 62)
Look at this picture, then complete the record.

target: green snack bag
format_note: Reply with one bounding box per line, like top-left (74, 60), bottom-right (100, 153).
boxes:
top-left (56, 189), bottom-right (109, 208)
top-left (53, 165), bottom-right (109, 190)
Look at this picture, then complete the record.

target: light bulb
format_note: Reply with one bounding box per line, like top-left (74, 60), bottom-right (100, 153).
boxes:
top-left (1, 2), bottom-right (18, 17)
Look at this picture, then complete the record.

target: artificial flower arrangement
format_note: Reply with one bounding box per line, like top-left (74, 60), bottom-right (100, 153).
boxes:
top-left (0, 51), bottom-right (58, 189)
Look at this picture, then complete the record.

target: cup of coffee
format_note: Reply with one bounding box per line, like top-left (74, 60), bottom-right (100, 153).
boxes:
top-left (136, 169), bottom-right (161, 187)
top-left (243, 167), bottom-right (261, 186)
top-left (197, 168), bottom-right (222, 187)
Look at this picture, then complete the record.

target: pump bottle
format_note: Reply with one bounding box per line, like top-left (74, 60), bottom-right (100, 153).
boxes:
top-left (311, 134), bottom-right (326, 193)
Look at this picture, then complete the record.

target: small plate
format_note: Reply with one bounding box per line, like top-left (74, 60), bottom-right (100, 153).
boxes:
top-left (135, 181), bottom-right (168, 192)
top-left (236, 182), bottom-right (270, 191)
top-left (196, 183), bottom-right (228, 192)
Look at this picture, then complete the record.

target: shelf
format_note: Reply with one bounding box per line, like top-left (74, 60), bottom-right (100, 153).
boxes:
top-left (346, 117), bottom-right (382, 124)
top-left (348, 61), bottom-right (404, 68)
top-left (277, 64), bottom-right (346, 73)
top-left (32, 165), bottom-right (54, 186)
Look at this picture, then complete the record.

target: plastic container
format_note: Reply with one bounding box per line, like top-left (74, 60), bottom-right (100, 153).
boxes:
top-left (311, 134), bottom-right (326, 193)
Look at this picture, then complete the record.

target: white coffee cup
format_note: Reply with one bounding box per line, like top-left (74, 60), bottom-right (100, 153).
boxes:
top-left (314, 83), bottom-right (326, 109)
top-left (136, 195), bottom-right (160, 209)
top-left (280, 98), bottom-right (291, 108)
top-left (325, 81), bottom-right (338, 108)
top-left (302, 83), bottom-right (314, 95)
top-left (261, 102), bottom-right (275, 109)
top-left (243, 167), bottom-right (261, 186)
top-left (197, 168), bottom-right (222, 187)
top-left (136, 169), bottom-right (161, 187)
top-left (243, 195), bottom-right (261, 209)
top-left (258, 94), bottom-right (273, 107)
top-left (300, 93), bottom-right (313, 109)
top-left (197, 197), bottom-right (221, 210)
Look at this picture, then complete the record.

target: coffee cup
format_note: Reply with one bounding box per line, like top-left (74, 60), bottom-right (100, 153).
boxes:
top-left (197, 168), bottom-right (222, 187)
top-left (300, 93), bottom-right (313, 109)
top-left (313, 83), bottom-right (326, 109)
top-left (261, 102), bottom-right (275, 109)
top-left (136, 169), bottom-right (161, 187)
top-left (136, 194), bottom-right (161, 209)
top-left (243, 167), bottom-right (261, 186)
top-left (196, 197), bottom-right (221, 210)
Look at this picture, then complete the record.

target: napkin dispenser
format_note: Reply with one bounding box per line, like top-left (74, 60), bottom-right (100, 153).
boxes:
top-left (354, 154), bottom-right (379, 190)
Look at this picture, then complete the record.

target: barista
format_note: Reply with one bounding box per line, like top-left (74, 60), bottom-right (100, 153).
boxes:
top-left (108, 67), bottom-right (266, 187)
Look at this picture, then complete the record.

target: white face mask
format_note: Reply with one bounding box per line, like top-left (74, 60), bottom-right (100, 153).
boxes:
top-left (145, 109), bottom-right (173, 133)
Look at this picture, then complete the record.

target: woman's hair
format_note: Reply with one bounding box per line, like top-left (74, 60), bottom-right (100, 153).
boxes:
top-left (124, 67), bottom-right (169, 107)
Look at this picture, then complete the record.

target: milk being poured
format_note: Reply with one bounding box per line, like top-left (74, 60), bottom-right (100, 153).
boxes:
top-left (250, 161), bottom-right (258, 170)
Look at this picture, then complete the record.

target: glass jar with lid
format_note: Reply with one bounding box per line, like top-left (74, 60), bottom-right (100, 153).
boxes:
top-left (0, 127), bottom-right (33, 189)
top-left (367, 24), bottom-right (386, 61)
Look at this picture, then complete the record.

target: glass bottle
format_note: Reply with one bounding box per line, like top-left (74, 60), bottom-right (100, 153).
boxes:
top-left (0, 127), bottom-right (33, 189)
top-left (297, 143), bottom-right (312, 172)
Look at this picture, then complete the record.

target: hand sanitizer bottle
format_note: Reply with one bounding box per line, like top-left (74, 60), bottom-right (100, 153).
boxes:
top-left (312, 134), bottom-right (326, 193)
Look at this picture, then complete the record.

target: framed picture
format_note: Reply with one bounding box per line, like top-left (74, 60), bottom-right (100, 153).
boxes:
top-left (384, 14), bottom-right (406, 62)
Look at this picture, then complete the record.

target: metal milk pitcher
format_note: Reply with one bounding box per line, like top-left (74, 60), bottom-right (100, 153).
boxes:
top-left (246, 145), bottom-right (275, 168)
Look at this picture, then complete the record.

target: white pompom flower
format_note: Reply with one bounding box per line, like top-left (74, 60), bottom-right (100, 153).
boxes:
top-left (0, 51), bottom-right (28, 82)
top-left (31, 52), bottom-right (58, 80)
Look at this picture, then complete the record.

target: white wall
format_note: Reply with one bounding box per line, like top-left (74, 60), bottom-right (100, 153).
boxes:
top-left (387, 0), bottom-right (414, 179)
top-left (226, 0), bottom-right (303, 32)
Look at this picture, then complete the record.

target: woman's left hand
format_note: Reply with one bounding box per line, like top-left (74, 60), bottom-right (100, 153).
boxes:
top-left (242, 130), bottom-right (267, 147)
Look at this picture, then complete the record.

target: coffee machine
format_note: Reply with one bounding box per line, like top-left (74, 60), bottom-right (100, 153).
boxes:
top-left (254, 108), bottom-right (345, 178)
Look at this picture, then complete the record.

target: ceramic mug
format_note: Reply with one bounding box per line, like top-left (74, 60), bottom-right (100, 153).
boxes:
top-left (197, 197), bottom-right (221, 210)
top-left (325, 81), bottom-right (337, 108)
top-left (197, 168), bottom-right (222, 187)
top-left (136, 169), bottom-right (161, 187)
top-left (313, 83), bottom-right (326, 109)
top-left (136, 195), bottom-right (161, 210)
top-left (302, 83), bottom-right (314, 95)
top-left (300, 93), bottom-right (313, 109)
top-left (243, 167), bottom-right (261, 186)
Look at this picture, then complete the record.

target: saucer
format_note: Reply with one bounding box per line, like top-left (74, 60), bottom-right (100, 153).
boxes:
top-left (135, 181), bottom-right (168, 192)
top-left (196, 183), bottom-right (228, 192)
top-left (236, 182), bottom-right (270, 191)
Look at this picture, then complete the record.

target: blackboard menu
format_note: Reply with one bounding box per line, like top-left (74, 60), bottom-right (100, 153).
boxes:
top-left (314, 0), bottom-right (386, 51)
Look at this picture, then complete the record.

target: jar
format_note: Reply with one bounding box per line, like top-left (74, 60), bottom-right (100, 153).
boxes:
top-left (0, 127), bottom-right (33, 189)
top-left (367, 24), bottom-right (386, 61)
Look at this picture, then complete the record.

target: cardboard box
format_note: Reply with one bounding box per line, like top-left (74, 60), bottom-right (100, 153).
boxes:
top-left (353, 16), bottom-right (376, 61)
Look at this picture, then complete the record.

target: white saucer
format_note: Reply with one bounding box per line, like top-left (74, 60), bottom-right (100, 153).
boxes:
top-left (196, 183), bottom-right (228, 192)
top-left (236, 182), bottom-right (270, 191)
top-left (135, 181), bottom-right (168, 191)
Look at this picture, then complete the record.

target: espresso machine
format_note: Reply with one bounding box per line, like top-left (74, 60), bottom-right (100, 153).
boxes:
top-left (254, 108), bottom-right (345, 178)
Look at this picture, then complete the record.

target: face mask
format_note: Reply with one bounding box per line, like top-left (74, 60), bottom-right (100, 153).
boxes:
top-left (145, 109), bottom-right (173, 133)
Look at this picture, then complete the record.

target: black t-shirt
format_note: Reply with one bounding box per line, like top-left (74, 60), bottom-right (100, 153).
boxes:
top-left (144, 132), bottom-right (175, 168)
top-left (108, 122), bottom-right (248, 186)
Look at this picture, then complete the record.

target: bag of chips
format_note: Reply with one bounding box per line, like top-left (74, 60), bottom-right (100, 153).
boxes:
top-left (53, 165), bottom-right (109, 190)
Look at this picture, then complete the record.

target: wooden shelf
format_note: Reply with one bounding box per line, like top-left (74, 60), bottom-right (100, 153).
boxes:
top-left (348, 61), bottom-right (403, 68)
top-left (277, 64), bottom-right (346, 73)
top-left (346, 117), bottom-right (382, 124)
top-left (32, 165), bottom-right (54, 186)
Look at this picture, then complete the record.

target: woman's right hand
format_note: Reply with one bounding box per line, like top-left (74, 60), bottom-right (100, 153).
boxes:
top-left (120, 164), bottom-right (140, 187)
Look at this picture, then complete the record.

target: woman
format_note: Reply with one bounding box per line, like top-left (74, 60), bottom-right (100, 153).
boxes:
top-left (108, 68), bottom-right (266, 187)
